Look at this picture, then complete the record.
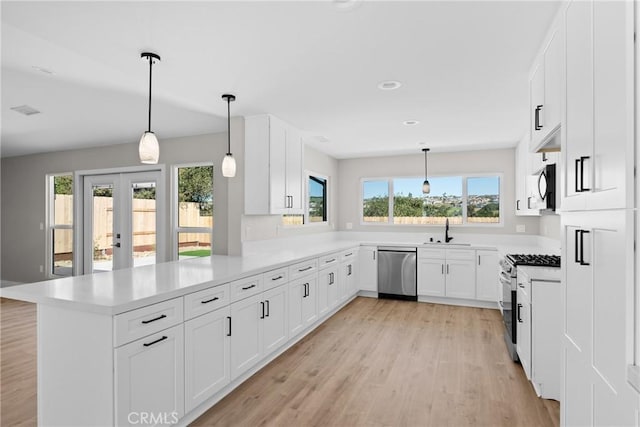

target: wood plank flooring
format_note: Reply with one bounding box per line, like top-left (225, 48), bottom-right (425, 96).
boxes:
top-left (0, 297), bottom-right (559, 427)
top-left (193, 298), bottom-right (560, 427)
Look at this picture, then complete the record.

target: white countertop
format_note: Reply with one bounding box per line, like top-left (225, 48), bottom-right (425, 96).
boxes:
top-left (1, 231), bottom-right (561, 316)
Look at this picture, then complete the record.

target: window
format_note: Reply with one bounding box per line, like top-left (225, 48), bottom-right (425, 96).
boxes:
top-left (175, 164), bottom-right (213, 259)
top-left (308, 175), bottom-right (327, 223)
top-left (48, 174), bottom-right (74, 276)
top-left (361, 175), bottom-right (501, 226)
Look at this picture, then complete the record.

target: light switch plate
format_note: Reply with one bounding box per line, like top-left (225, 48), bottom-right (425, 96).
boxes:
top-left (345, 222), bottom-right (353, 230)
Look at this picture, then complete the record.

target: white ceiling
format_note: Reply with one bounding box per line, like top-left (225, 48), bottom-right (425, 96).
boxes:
top-left (1, 0), bottom-right (561, 159)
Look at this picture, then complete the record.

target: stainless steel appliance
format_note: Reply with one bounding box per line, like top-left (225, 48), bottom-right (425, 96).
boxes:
top-left (377, 247), bottom-right (417, 301)
top-left (537, 163), bottom-right (557, 212)
top-left (499, 253), bottom-right (561, 361)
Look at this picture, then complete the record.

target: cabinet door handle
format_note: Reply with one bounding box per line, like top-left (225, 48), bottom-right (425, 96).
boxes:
top-left (527, 196), bottom-right (532, 209)
top-left (441, 264), bottom-right (444, 275)
top-left (260, 301), bottom-right (265, 319)
top-left (516, 199), bottom-right (520, 211)
top-left (201, 296), bottom-right (219, 304)
top-left (271, 275), bottom-right (283, 281)
top-left (303, 283), bottom-right (309, 297)
top-left (329, 272), bottom-right (334, 285)
top-left (348, 265), bottom-right (352, 276)
top-left (289, 195), bottom-right (294, 208)
top-left (143, 335), bottom-right (167, 347)
top-left (446, 264), bottom-right (449, 274)
top-left (579, 230), bottom-right (590, 266)
top-left (478, 255), bottom-right (481, 266)
top-left (345, 252), bottom-right (353, 257)
top-left (579, 156), bottom-right (591, 192)
top-left (575, 158), bottom-right (582, 193)
top-left (141, 314), bottom-right (166, 324)
top-left (574, 229), bottom-right (581, 264)
top-left (227, 316), bottom-right (232, 336)
top-left (242, 284), bottom-right (257, 291)
top-left (266, 300), bottom-right (270, 317)
top-left (534, 105), bottom-right (543, 130)
top-left (325, 258), bottom-right (336, 264)
top-left (517, 304), bottom-right (523, 323)
top-left (298, 266), bottom-right (313, 272)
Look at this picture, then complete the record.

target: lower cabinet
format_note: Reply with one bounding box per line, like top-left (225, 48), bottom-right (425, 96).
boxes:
top-left (417, 249), bottom-right (476, 299)
top-left (230, 294), bottom-right (263, 379)
top-left (289, 275), bottom-right (318, 337)
top-left (262, 284), bottom-right (289, 355)
top-left (475, 250), bottom-right (498, 301)
top-left (417, 257), bottom-right (446, 296)
top-left (340, 255), bottom-right (358, 301)
top-left (318, 265), bottom-right (339, 316)
top-left (358, 246), bottom-right (377, 292)
top-left (184, 307), bottom-right (230, 413)
top-left (115, 324), bottom-right (185, 426)
top-left (516, 285), bottom-right (532, 379)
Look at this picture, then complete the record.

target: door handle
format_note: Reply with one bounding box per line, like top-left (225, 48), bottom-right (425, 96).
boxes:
top-left (527, 197), bottom-right (532, 209)
top-left (579, 156), bottom-right (591, 192)
top-left (227, 316), bottom-right (232, 336)
top-left (575, 158), bottom-right (582, 193)
top-left (517, 304), bottom-right (523, 322)
top-left (574, 229), bottom-right (581, 264)
top-left (141, 314), bottom-right (166, 324)
top-left (260, 301), bottom-right (265, 319)
top-left (441, 264), bottom-right (444, 275)
top-left (579, 230), bottom-right (590, 266)
top-left (446, 264), bottom-right (449, 274)
top-left (534, 105), bottom-right (543, 130)
top-left (201, 296), bottom-right (219, 304)
top-left (143, 335), bottom-right (167, 347)
top-left (516, 199), bottom-right (520, 211)
top-left (112, 243), bottom-right (121, 248)
top-left (265, 300), bottom-right (270, 317)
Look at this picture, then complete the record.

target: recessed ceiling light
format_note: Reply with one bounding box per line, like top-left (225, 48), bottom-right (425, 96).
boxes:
top-left (333, 0), bottom-right (362, 11)
top-left (403, 120), bottom-right (420, 126)
top-left (32, 65), bottom-right (54, 75)
top-left (377, 80), bottom-right (402, 91)
top-left (10, 105), bottom-right (41, 116)
top-left (418, 142), bottom-right (428, 147)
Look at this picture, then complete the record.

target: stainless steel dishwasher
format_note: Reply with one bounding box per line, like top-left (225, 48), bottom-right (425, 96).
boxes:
top-left (377, 247), bottom-right (417, 301)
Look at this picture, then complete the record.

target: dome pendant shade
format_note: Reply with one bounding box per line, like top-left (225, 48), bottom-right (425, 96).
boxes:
top-left (139, 131), bottom-right (159, 164)
top-left (422, 179), bottom-right (431, 194)
top-left (222, 154), bottom-right (236, 178)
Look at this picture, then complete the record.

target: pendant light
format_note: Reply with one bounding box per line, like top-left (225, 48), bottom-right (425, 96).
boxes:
top-left (221, 93), bottom-right (237, 178)
top-left (422, 148), bottom-right (431, 194)
top-left (139, 52), bottom-right (161, 164)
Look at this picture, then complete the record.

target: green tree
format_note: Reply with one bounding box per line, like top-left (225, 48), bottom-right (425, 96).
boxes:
top-left (393, 194), bottom-right (423, 217)
top-left (178, 166), bottom-right (214, 216)
top-left (363, 196), bottom-right (389, 217)
top-left (54, 175), bottom-right (73, 195)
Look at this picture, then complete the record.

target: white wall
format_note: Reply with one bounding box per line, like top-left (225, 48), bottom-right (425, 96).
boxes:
top-left (337, 148), bottom-right (540, 236)
top-left (539, 214), bottom-right (561, 239)
top-left (0, 121), bottom-right (243, 283)
top-left (241, 145), bottom-right (338, 244)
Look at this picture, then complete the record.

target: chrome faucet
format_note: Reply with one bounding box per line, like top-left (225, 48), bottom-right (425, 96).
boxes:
top-left (445, 218), bottom-right (454, 243)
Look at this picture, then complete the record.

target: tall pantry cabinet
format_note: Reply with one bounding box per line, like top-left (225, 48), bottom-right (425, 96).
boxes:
top-left (559, 0), bottom-right (639, 424)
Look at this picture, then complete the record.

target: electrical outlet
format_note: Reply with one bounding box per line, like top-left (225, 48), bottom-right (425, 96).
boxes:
top-left (39, 222), bottom-right (44, 231)
top-left (346, 222), bottom-right (353, 230)
top-left (516, 224), bottom-right (526, 233)
top-left (39, 265), bottom-right (44, 273)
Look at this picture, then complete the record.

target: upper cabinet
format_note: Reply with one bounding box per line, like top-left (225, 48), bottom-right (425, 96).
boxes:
top-left (529, 26), bottom-right (564, 152)
top-left (245, 115), bottom-right (304, 215)
top-left (561, 0), bottom-right (634, 212)
top-left (515, 136), bottom-right (540, 216)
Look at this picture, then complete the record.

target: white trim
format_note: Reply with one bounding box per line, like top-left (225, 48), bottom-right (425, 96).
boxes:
top-left (172, 163), bottom-right (214, 260)
top-left (359, 173), bottom-right (505, 227)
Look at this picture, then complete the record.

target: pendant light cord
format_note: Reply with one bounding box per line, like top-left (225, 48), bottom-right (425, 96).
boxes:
top-left (227, 97), bottom-right (231, 155)
top-left (147, 57), bottom-right (153, 133)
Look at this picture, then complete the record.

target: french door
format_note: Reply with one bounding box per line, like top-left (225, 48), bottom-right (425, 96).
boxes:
top-left (83, 171), bottom-right (165, 273)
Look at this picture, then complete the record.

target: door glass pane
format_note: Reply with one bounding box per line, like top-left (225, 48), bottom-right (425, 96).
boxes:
top-left (467, 176), bottom-right (500, 224)
top-left (132, 182), bottom-right (157, 267)
top-left (178, 232), bottom-right (211, 259)
top-left (92, 184), bottom-right (113, 272)
top-left (178, 166), bottom-right (213, 227)
top-left (362, 180), bottom-right (389, 223)
top-left (52, 229), bottom-right (73, 276)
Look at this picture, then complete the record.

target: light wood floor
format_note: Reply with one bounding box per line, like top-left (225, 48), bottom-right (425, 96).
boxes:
top-left (0, 297), bottom-right (559, 427)
top-left (193, 297), bottom-right (560, 427)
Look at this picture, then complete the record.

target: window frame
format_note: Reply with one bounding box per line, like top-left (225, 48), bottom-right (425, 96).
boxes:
top-left (305, 171), bottom-right (329, 226)
top-left (359, 173), bottom-right (504, 227)
top-left (172, 162), bottom-right (214, 260)
top-left (46, 172), bottom-right (75, 278)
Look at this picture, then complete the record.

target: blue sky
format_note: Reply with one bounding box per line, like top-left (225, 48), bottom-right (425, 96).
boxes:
top-left (363, 176), bottom-right (499, 199)
top-left (309, 177), bottom-right (325, 198)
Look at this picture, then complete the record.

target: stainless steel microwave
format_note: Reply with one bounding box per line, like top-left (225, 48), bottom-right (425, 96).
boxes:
top-left (538, 163), bottom-right (556, 211)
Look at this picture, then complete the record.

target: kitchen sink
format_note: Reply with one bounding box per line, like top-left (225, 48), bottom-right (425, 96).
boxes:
top-left (422, 242), bottom-right (472, 247)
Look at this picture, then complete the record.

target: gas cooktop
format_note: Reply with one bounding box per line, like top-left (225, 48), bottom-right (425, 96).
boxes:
top-left (506, 254), bottom-right (561, 268)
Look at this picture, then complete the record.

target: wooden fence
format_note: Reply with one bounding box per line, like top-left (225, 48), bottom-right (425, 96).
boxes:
top-left (53, 195), bottom-right (213, 256)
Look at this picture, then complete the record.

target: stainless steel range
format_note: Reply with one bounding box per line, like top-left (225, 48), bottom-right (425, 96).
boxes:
top-left (499, 253), bottom-right (561, 361)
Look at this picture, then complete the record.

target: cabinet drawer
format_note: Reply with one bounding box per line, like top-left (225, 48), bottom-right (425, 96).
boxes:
top-left (340, 248), bottom-right (358, 262)
top-left (263, 268), bottom-right (288, 291)
top-left (184, 283), bottom-right (230, 320)
top-left (318, 252), bottom-right (341, 270)
top-left (229, 275), bottom-right (263, 303)
top-left (418, 248), bottom-right (446, 260)
top-left (445, 249), bottom-right (475, 261)
top-left (115, 297), bottom-right (183, 347)
top-left (289, 259), bottom-right (318, 280)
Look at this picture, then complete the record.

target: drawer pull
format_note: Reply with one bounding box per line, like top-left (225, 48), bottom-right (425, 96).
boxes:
top-left (242, 284), bottom-right (257, 291)
top-left (271, 275), bottom-right (283, 281)
top-left (298, 266), bottom-right (313, 272)
top-left (325, 258), bottom-right (336, 264)
top-left (143, 335), bottom-right (167, 347)
top-left (345, 252), bottom-right (353, 257)
top-left (201, 296), bottom-right (220, 304)
top-left (141, 314), bottom-right (167, 324)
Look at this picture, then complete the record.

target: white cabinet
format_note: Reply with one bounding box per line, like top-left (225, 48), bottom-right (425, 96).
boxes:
top-left (561, 210), bottom-right (637, 425)
top-left (184, 306), bottom-right (230, 412)
top-left (529, 25), bottom-right (563, 150)
top-left (531, 278), bottom-right (561, 400)
top-left (516, 275), bottom-right (532, 380)
top-left (289, 275), bottom-right (318, 337)
top-left (562, 0), bottom-right (634, 212)
top-left (417, 248), bottom-right (476, 299)
top-left (475, 250), bottom-right (498, 302)
top-left (115, 324), bottom-right (184, 426)
top-left (515, 136), bottom-right (540, 216)
top-left (358, 246), bottom-right (377, 292)
top-left (245, 114), bottom-right (304, 215)
top-left (339, 250), bottom-right (359, 301)
top-left (229, 293), bottom-right (263, 379)
top-left (262, 283), bottom-right (289, 355)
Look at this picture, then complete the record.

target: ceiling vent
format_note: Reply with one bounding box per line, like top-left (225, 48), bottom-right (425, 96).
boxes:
top-left (10, 105), bottom-right (41, 116)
